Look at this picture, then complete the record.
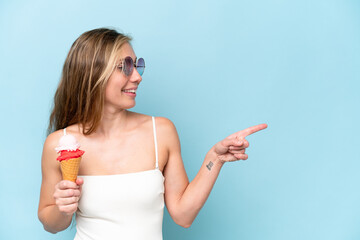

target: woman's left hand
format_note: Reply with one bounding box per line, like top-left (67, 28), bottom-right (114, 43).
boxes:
top-left (213, 123), bottom-right (268, 164)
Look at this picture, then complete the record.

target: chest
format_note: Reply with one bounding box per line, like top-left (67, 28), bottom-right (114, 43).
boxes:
top-left (77, 130), bottom-right (167, 175)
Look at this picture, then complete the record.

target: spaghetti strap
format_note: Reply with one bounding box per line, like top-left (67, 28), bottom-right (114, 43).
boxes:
top-left (152, 116), bottom-right (159, 169)
top-left (63, 128), bottom-right (67, 136)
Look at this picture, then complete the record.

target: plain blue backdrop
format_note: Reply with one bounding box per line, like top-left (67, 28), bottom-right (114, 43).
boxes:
top-left (0, 0), bottom-right (359, 239)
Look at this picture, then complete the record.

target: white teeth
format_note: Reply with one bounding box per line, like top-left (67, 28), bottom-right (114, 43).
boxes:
top-left (122, 89), bottom-right (136, 93)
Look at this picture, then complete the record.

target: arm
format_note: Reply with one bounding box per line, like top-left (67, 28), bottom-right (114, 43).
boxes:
top-left (38, 131), bottom-right (82, 233)
top-left (160, 117), bottom-right (267, 228)
top-left (159, 117), bottom-right (223, 228)
top-left (176, 147), bottom-right (224, 228)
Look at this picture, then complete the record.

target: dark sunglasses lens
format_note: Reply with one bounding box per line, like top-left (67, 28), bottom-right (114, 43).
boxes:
top-left (136, 58), bottom-right (145, 76)
top-left (124, 57), bottom-right (133, 76)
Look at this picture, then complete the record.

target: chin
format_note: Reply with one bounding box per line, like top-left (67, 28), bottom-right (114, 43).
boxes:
top-left (122, 102), bottom-right (136, 109)
top-left (106, 101), bottom-right (136, 111)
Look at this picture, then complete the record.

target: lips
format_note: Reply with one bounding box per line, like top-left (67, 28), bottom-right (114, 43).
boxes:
top-left (122, 87), bottom-right (138, 90)
top-left (122, 89), bottom-right (136, 93)
top-left (122, 90), bottom-right (136, 97)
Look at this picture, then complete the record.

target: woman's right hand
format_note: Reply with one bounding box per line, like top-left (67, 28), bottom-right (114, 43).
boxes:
top-left (53, 177), bottom-right (84, 216)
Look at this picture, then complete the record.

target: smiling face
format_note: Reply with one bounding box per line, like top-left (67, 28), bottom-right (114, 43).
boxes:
top-left (104, 42), bottom-right (142, 111)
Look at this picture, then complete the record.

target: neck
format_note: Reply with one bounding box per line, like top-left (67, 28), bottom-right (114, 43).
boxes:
top-left (94, 106), bottom-right (130, 139)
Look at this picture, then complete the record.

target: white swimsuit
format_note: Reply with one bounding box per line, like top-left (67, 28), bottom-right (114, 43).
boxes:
top-left (73, 116), bottom-right (165, 240)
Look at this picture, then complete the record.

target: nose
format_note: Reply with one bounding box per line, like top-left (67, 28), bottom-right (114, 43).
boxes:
top-left (129, 67), bottom-right (142, 84)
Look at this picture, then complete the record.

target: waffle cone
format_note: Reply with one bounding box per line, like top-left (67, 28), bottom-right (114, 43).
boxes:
top-left (60, 157), bottom-right (81, 182)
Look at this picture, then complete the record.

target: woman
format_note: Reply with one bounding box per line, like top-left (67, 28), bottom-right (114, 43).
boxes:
top-left (38, 28), bottom-right (267, 239)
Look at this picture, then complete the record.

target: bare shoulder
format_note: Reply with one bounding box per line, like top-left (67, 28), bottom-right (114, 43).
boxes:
top-left (154, 117), bottom-right (180, 154)
top-left (44, 130), bottom-right (63, 148)
top-left (155, 117), bottom-right (178, 141)
top-left (41, 130), bottom-right (63, 172)
top-left (43, 130), bottom-right (63, 159)
top-left (155, 116), bottom-right (177, 131)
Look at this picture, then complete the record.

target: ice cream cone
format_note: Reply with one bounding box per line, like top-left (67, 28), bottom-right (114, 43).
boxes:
top-left (60, 157), bottom-right (82, 182)
top-left (55, 132), bottom-right (84, 181)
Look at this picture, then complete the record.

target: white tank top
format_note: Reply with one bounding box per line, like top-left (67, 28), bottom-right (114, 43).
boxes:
top-left (73, 116), bottom-right (165, 240)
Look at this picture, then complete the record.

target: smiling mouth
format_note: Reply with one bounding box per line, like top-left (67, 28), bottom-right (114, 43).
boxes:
top-left (122, 89), bottom-right (137, 93)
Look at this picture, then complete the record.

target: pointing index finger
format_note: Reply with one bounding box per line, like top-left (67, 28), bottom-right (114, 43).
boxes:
top-left (240, 123), bottom-right (268, 137)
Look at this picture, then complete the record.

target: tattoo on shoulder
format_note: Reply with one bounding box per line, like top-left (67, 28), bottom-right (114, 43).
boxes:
top-left (206, 161), bottom-right (214, 171)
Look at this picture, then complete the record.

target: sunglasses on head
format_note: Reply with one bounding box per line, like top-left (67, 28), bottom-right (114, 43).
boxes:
top-left (116, 56), bottom-right (145, 76)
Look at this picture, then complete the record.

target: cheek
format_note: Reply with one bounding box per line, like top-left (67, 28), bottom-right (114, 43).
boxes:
top-left (105, 81), bottom-right (116, 100)
top-left (105, 85), bottom-right (121, 100)
top-left (104, 72), bottom-right (128, 101)
top-left (104, 79), bottom-right (126, 102)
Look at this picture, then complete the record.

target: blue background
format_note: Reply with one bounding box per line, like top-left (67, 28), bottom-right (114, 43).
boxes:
top-left (1, 0), bottom-right (359, 239)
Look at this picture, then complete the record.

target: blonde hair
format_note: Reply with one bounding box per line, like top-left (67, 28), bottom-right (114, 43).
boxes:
top-left (47, 28), bottom-right (132, 136)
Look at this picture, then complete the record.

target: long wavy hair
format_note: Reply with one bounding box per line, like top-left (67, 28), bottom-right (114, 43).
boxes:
top-left (47, 28), bottom-right (132, 136)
